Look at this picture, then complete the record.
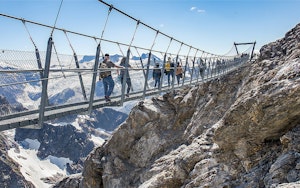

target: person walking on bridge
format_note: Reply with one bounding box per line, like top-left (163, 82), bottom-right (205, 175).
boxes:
top-left (175, 62), bottom-right (183, 85)
top-left (153, 62), bottom-right (162, 88)
top-left (119, 57), bottom-right (132, 97)
top-left (99, 53), bottom-right (123, 102)
top-left (164, 57), bottom-right (174, 86)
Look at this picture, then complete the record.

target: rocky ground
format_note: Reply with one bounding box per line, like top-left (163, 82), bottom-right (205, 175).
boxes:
top-left (53, 23), bottom-right (300, 188)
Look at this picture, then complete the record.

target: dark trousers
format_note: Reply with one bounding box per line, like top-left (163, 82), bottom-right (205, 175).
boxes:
top-left (103, 75), bottom-right (114, 97)
top-left (120, 77), bottom-right (132, 94)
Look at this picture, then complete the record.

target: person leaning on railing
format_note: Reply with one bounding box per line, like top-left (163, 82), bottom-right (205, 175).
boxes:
top-left (99, 53), bottom-right (123, 102)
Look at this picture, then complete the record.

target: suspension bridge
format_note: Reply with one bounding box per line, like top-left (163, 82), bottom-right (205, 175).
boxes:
top-left (0, 0), bottom-right (255, 132)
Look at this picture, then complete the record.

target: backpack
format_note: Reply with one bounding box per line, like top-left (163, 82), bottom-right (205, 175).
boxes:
top-left (99, 62), bottom-right (110, 79)
top-left (165, 62), bottom-right (170, 72)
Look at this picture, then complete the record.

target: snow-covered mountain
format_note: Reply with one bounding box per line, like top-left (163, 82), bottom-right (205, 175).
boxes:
top-left (80, 53), bottom-right (162, 64)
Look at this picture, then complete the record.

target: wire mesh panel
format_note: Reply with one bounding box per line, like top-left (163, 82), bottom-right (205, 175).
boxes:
top-left (0, 49), bottom-right (42, 116)
top-left (46, 53), bottom-right (88, 106)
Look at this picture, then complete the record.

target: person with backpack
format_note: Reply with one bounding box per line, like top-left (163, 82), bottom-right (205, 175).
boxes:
top-left (153, 62), bottom-right (162, 88)
top-left (119, 57), bottom-right (132, 97)
top-left (164, 57), bottom-right (174, 86)
top-left (175, 62), bottom-right (183, 85)
top-left (99, 53), bottom-right (123, 102)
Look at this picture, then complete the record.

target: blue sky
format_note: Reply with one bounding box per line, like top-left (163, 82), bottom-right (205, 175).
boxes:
top-left (0, 0), bottom-right (300, 57)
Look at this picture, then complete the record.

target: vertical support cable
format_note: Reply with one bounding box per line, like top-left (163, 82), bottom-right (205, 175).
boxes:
top-left (64, 31), bottom-right (87, 101)
top-left (134, 47), bottom-right (149, 89)
top-left (142, 30), bottom-right (159, 99)
top-left (38, 37), bottom-right (53, 127)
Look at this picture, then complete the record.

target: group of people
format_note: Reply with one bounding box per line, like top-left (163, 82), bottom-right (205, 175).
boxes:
top-left (99, 54), bottom-right (183, 102)
top-left (152, 57), bottom-right (183, 88)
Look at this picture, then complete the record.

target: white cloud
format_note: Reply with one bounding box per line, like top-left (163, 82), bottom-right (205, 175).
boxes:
top-left (190, 6), bottom-right (205, 14)
top-left (190, 7), bottom-right (197, 11)
top-left (197, 9), bottom-right (206, 13)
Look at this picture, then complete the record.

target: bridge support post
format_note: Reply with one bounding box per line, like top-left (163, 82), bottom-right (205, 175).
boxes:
top-left (74, 53), bottom-right (87, 101)
top-left (234, 42), bottom-right (239, 55)
top-left (88, 44), bottom-right (101, 114)
top-left (196, 58), bottom-right (202, 82)
top-left (142, 52), bottom-right (151, 99)
top-left (250, 41), bottom-right (256, 61)
top-left (189, 57), bottom-right (194, 85)
top-left (38, 37), bottom-right (53, 128)
top-left (159, 53), bottom-right (167, 91)
top-left (171, 55), bottom-right (178, 91)
top-left (35, 47), bottom-right (49, 106)
top-left (181, 56), bottom-right (188, 86)
top-left (193, 58), bottom-right (198, 84)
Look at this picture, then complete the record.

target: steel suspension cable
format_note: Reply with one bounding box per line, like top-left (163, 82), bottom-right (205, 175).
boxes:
top-left (63, 30), bottom-right (76, 54)
top-left (1, 13), bottom-right (214, 59)
top-left (51, 0), bottom-right (64, 36)
top-left (99, 5), bottom-right (113, 44)
top-left (117, 43), bottom-right (125, 56)
top-left (22, 20), bottom-right (37, 48)
top-left (129, 21), bottom-right (140, 48)
top-left (52, 43), bottom-right (66, 78)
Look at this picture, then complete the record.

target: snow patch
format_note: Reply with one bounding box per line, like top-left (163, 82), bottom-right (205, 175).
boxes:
top-left (8, 147), bottom-right (67, 188)
top-left (90, 134), bottom-right (105, 147)
top-left (45, 155), bottom-right (73, 172)
top-left (20, 138), bottom-right (41, 150)
top-left (109, 100), bottom-right (137, 114)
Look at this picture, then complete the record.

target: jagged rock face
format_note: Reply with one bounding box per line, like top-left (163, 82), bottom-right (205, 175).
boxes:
top-left (259, 23), bottom-right (300, 61)
top-left (0, 95), bottom-right (26, 116)
top-left (55, 23), bottom-right (300, 188)
top-left (0, 134), bottom-right (35, 188)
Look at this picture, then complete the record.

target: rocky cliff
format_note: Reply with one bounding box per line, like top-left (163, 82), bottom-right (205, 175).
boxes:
top-left (54, 23), bottom-right (300, 188)
top-left (0, 133), bottom-right (35, 188)
top-left (0, 96), bottom-right (34, 187)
